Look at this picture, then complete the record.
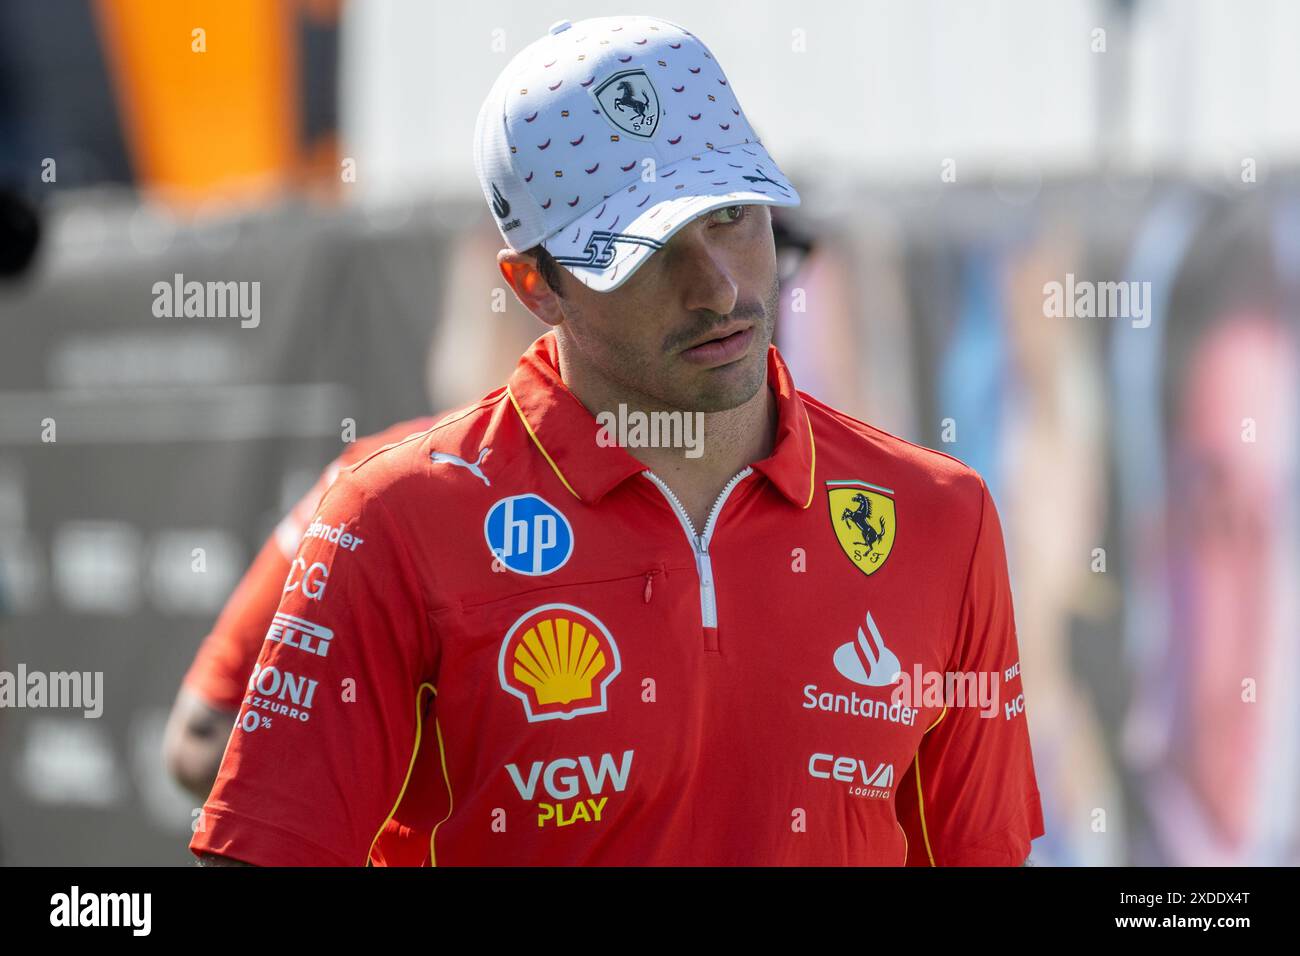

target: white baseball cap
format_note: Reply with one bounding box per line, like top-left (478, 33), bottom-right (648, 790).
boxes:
top-left (473, 15), bottom-right (801, 293)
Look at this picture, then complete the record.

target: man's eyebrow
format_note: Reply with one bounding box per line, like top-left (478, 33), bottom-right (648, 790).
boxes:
top-left (663, 211), bottom-right (716, 246)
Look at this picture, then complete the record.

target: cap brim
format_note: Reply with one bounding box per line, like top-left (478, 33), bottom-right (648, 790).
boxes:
top-left (541, 141), bottom-right (800, 294)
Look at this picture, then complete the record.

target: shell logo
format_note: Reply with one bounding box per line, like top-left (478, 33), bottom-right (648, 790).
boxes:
top-left (498, 603), bottom-right (621, 722)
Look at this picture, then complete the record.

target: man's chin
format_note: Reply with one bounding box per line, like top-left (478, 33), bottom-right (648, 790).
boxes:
top-left (682, 350), bottom-right (768, 412)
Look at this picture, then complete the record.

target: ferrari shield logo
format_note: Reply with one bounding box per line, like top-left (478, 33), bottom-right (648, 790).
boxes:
top-left (827, 480), bottom-right (896, 577)
top-left (593, 69), bottom-right (660, 139)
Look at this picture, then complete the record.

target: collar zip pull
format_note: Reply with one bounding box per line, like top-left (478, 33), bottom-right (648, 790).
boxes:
top-left (641, 468), bottom-right (752, 652)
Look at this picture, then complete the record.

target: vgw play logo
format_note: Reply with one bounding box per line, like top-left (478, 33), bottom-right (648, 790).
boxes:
top-left (505, 750), bottom-right (635, 828)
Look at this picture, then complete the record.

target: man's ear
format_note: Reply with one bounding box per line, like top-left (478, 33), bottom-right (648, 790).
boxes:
top-left (498, 250), bottom-right (563, 327)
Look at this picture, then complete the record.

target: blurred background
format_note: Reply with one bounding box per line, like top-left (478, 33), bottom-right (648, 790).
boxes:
top-left (1, 0), bottom-right (1298, 865)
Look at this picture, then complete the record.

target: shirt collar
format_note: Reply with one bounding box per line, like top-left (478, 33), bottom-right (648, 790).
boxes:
top-left (506, 331), bottom-right (816, 508)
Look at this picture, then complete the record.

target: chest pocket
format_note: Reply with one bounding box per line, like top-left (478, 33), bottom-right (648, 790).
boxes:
top-left (425, 562), bottom-right (701, 837)
top-left (426, 561), bottom-right (699, 747)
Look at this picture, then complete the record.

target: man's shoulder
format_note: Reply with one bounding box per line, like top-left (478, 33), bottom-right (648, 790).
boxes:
top-left (324, 388), bottom-right (519, 508)
top-left (799, 390), bottom-right (987, 518)
top-left (337, 414), bottom-right (444, 468)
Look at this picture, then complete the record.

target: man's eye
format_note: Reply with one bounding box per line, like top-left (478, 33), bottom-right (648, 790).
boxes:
top-left (712, 204), bottom-right (747, 225)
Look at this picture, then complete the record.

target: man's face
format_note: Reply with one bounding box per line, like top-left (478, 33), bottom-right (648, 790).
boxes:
top-left (548, 203), bottom-right (780, 413)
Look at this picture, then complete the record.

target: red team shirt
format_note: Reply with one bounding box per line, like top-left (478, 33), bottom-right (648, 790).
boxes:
top-left (191, 332), bottom-right (1045, 866)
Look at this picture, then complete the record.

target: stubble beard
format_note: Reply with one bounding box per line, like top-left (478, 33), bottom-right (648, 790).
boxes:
top-left (559, 270), bottom-right (782, 416)
top-left (655, 270), bottom-right (781, 413)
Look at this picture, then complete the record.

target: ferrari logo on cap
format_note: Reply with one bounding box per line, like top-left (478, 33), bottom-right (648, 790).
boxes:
top-left (827, 480), bottom-right (897, 577)
top-left (593, 69), bottom-right (659, 138)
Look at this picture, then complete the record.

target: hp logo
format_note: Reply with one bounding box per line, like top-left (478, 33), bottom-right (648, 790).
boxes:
top-left (484, 494), bottom-right (574, 576)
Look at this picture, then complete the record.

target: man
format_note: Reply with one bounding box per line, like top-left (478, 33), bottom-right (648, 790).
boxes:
top-left (193, 14), bottom-right (1043, 866)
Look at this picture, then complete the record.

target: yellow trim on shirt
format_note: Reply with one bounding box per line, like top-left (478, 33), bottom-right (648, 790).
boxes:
top-left (914, 755), bottom-right (937, 867)
top-left (507, 385), bottom-right (581, 500)
top-left (366, 682), bottom-right (437, 865)
top-left (803, 407), bottom-right (816, 508)
top-left (914, 704), bottom-right (947, 866)
top-left (428, 693), bottom-right (455, 866)
top-left (925, 705), bottom-right (948, 734)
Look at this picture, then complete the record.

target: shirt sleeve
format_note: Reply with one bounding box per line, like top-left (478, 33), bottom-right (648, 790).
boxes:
top-left (895, 477), bottom-right (1045, 866)
top-left (181, 460), bottom-right (341, 712)
top-left (180, 531), bottom-right (295, 712)
top-left (189, 469), bottom-right (435, 866)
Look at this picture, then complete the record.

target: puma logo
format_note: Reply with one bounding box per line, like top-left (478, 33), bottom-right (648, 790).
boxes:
top-left (430, 447), bottom-right (491, 486)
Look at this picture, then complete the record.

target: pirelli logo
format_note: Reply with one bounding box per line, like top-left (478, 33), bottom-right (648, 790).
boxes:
top-left (265, 612), bottom-right (334, 658)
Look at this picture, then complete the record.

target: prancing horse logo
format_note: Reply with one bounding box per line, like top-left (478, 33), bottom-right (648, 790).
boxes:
top-left (593, 69), bottom-right (660, 139)
top-left (841, 493), bottom-right (886, 552)
top-left (431, 448), bottom-right (491, 486)
top-left (826, 480), bottom-right (897, 577)
top-left (612, 81), bottom-right (652, 129)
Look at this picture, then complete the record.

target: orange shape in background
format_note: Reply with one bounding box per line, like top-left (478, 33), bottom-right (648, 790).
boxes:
top-left (93, 0), bottom-right (336, 209)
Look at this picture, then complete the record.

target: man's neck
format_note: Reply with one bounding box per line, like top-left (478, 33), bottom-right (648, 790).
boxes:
top-left (557, 349), bottom-right (778, 531)
top-left (631, 388), bottom-right (776, 529)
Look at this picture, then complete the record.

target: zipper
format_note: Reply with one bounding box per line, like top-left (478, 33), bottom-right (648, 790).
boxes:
top-left (642, 467), bottom-right (752, 648)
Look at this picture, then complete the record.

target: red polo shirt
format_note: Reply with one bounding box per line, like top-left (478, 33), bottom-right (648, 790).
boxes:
top-left (191, 331), bottom-right (1044, 866)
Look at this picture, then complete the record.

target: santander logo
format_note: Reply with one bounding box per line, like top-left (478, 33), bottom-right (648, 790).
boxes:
top-left (832, 611), bottom-right (902, 687)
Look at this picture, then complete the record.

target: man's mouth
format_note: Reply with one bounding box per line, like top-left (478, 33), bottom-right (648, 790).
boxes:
top-left (679, 322), bottom-right (755, 367)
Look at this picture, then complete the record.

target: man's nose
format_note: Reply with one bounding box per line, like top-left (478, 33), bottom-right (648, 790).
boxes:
top-left (667, 229), bottom-right (739, 316)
